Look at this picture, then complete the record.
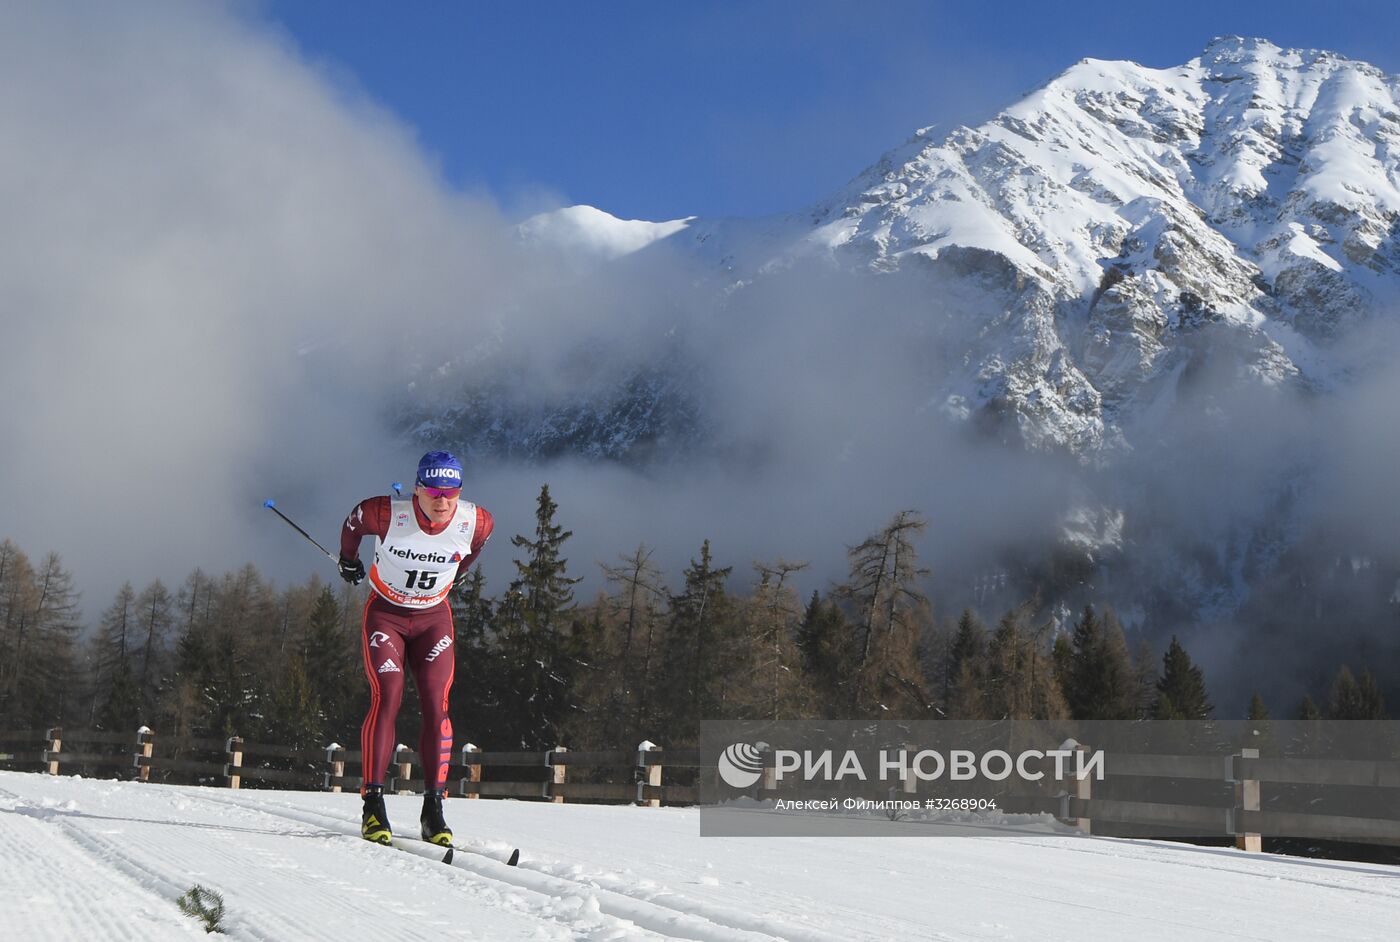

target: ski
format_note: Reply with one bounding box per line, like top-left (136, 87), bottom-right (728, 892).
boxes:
top-left (406, 838), bottom-right (455, 865)
top-left (397, 834), bottom-right (520, 866)
top-left (365, 835), bottom-right (457, 865)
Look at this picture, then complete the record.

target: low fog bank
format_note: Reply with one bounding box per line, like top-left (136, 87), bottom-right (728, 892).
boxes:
top-left (408, 248), bottom-right (1400, 716)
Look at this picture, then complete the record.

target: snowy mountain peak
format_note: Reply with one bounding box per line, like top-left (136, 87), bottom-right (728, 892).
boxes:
top-left (517, 205), bottom-right (693, 262)
top-left (718, 37), bottom-right (1400, 451)
top-left (472, 39), bottom-right (1400, 464)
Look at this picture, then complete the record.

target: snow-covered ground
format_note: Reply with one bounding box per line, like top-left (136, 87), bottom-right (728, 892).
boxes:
top-left (2, 770), bottom-right (1397, 941)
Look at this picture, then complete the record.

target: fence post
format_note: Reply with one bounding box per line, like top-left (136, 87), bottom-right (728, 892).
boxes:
top-left (225, 737), bottom-right (243, 789)
top-left (324, 742), bottom-right (344, 793)
top-left (134, 726), bottom-right (153, 782)
top-left (760, 743), bottom-right (776, 797)
top-left (1232, 747), bottom-right (1261, 853)
top-left (636, 740), bottom-right (661, 808)
top-left (1056, 739), bottom-right (1091, 834)
top-left (460, 743), bottom-right (481, 799)
top-left (546, 746), bottom-right (567, 803)
top-left (394, 744), bottom-right (413, 794)
top-left (44, 727), bottom-right (62, 776)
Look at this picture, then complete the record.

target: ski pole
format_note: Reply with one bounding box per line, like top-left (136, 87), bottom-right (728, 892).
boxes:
top-left (262, 499), bottom-right (338, 563)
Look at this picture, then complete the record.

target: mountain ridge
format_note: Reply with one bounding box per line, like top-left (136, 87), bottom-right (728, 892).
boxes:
top-left (509, 37), bottom-right (1398, 465)
top-left (410, 38), bottom-right (1400, 658)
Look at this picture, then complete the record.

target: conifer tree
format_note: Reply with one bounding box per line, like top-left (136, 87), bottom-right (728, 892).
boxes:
top-left (1247, 692), bottom-right (1270, 721)
top-left (742, 560), bottom-right (811, 721)
top-left (1356, 670), bottom-right (1387, 720)
top-left (946, 610), bottom-right (987, 703)
top-left (1051, 633), bottom-right (1073, 699)
top-left (1063, 605), bottom-right (1136, 720)
top-left (1131, 637), bottom-right (1158, 719)
top-left (984, 610), bottom-right (1024, 718)
top-left (0, 540), bottom-right (37, 725)
top-left (134, 580), bottom-right (173, 718)
top-left (12, 553), bottom-right (83, 725)
top-left (511, 485), bottom-right (581, 636)
top-left (101, 659), bottom-right (143, 734)
top-left (594, 545), bottom-right (668, 744)
top-left (943, 609), bottom-right (989, 719)
top-left (658, 540), bottom-right (733, 742)
top-left (837, 512), bottom-right (932, 717)
top-left (796, 591), bottom-right (854, 716)
top-left (301, 586), bottom-right (359, 736)
top-left (162, 570), bottom-right (216, 739)
top-left (166, 616), bottom-right (210, 738)
top-left (491, 583), bottom-right (530, 746)
top-left (565, 605), bottom-right (606, 743)
top-left (1296, 694), bottom-right (1322, 721)
top-left (261, 653), bottom-right (321, 748)
top-left (946, 663), bottom-right (987, 719)
top-left (90, 583), bottom-right (141, 730)
top-left (452, 568), bottom-right (494, 649)
top-left (449, 567), bottom-right (499, 743)
top-left (839, 511), bottom-right (929, 668)
top-left (496, 485), bottom-right (583, 748)
top-left (206, 567), bottom-right (276, 735)
top-left (1028, 618), bottom-right (1069, 721)
top-left (203, 628), bottom-right (255, 737)
top-left (161, 567), bottom-right (266, 738)
top-left (177, 569), bottom-right (211, 641)
top-left (1327, 666), bottom-right (1386, 719)
top-left (1152, 636), bottom-right (1213, 720)
top-left (982, 605), bottom-right (1067, 720)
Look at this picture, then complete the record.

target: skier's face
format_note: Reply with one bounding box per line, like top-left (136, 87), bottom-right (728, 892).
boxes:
top-left (415, 483), bottom-right (460, 523)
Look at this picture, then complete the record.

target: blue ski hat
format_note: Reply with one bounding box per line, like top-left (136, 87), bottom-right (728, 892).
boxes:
top-left (416, 451), bottom-right (463, 488)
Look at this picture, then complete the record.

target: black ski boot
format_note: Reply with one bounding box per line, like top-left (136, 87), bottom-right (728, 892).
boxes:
top-left (421, 790), bottom-right (453, 846)
top-left (361, 785), bottom-right (391, 845)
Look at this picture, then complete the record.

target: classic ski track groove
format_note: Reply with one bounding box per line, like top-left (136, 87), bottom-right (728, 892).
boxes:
top-left (0, 786), bottom-right (197, 940)
top-left (1, 783), bottom-right (664, 941)
top-left (1, 784), bottom-right (282, 941)
top-left (213, 791), bottom-right (860, 942)
top-left (196, 791), bottom-right (1312, 942)
top-left (7, 775), bottom-right (1400, 941)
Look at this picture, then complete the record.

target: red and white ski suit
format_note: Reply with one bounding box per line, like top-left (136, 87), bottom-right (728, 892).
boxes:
top-left (341, 495), bottom-right (493, 791)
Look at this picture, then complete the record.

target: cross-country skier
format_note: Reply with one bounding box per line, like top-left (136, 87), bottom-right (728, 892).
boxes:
top-left (338, 450), bottom-right (493, 845)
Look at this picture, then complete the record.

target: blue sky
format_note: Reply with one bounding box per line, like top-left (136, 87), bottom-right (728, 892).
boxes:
top-left (260, 1), bottom-right (1400, 222)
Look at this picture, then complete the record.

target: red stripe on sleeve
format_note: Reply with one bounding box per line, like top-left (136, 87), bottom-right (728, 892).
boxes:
top-left (449, 506), bottom-right (493, 585)
top-left (340, 496), bottom-right (390, 560)
top-left (471, 506), bottom-right (493, 558)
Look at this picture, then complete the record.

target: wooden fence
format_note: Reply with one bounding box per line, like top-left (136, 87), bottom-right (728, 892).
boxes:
top-left (0, 727), bottom-right (702, 805)
top-left (4, 728), bottom-right (1400, 853)
top-left (1060, 747), bottom-right (1400, 850)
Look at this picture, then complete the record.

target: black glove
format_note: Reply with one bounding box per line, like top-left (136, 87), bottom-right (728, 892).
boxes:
top-left (338, 555), bottom-right (365, 585)
top-left (452, 565), bottom-right (473, 593)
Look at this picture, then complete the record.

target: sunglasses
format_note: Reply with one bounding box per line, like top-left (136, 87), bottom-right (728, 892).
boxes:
top-left (418, 485), bottom-right (461, 499)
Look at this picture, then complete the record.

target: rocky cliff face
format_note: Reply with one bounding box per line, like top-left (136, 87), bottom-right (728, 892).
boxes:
top-left (676, 37), bottom-right (1400, 458)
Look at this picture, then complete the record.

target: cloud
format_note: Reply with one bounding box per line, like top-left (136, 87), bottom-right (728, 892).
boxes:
top-left (0, 2), bottom-right (513, 601)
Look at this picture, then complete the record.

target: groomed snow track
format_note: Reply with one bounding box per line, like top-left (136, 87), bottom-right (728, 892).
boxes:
top-left (2, 771), bottom-right (1398, 940)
